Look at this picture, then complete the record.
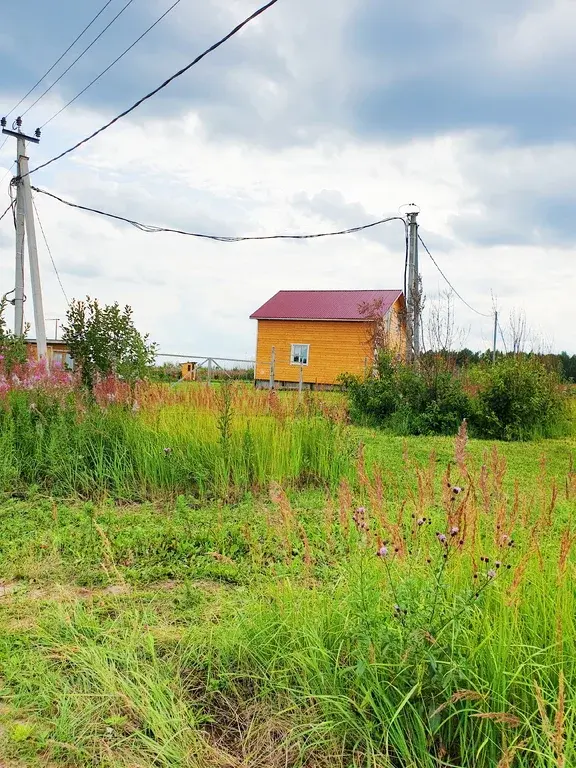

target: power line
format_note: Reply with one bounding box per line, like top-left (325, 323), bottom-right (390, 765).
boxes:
top-left (21, 0), bottom-right (138, 119)
top-left (6, 0), bottom-right (117, 118)
top-left (32, 185), bottom-right (406, 242)
top-left (0, 161), bottom-right (15, 187)
top-left (418, 234), bottom-right (492, 318)
top-left (27, 0), bottom-right (280, 177)
top-left (497, 319), bottom-right (508, 354)
top-left (32, 195), bottom-right (70, 306)
top-left (0, 200), bottom-right (14, 224)
top-left (42, 0), bottom-right (184, 128)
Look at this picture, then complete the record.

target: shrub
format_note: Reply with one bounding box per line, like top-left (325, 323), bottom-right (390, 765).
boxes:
top-left (473, 356), bottom-right (567, 440)
top-left (341, 354), bottom-right (472, 436)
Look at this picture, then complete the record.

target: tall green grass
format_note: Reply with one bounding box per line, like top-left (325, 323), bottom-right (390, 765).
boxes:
top-left (0, 389), bottom-right (355, 499)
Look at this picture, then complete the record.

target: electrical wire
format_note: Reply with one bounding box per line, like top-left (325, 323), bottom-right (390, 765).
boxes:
top-left (42, 0), bottom-right (184, 128)
top-left (6, 0), bottom-right (117, 118)
top-left (31, 195), bottom-right (70, 306)
top-left (32, 185), bottom-right (406, 242)
top-left (0, 161), bottom-right (15, 187)
top-left (497, 319), bottom-right (508, 354)
top-left (26, 0), bottom-right (280, 177)
top-left (21, 0), bottom-right (138, 118)
top-left (0, 200), bottom-right (14, 224)
top-left (418, 234), bottom-right (492, 318)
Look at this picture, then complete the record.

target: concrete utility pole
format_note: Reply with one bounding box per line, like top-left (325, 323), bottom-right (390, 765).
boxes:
top-left (406, 208), bottom-right (420, 362)
top-left (492, 310), bottom-right (498, 364)
top-left (1, 117), bottom-right (48, 361)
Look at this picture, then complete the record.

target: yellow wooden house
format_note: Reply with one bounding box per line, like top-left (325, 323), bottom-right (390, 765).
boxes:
top-left (250, 289), bottom-right (406, 389)
top-left (25, 339), bottom-right (74, 369)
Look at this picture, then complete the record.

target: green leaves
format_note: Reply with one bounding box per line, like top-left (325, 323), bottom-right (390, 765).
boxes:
top-left (61, 297), bottom-right (157, 390)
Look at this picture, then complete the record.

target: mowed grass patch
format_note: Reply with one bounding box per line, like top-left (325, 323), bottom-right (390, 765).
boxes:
top-left (1, 429), bottom-right (576, 766)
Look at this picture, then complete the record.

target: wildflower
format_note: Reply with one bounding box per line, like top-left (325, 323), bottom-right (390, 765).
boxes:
top-left (452, 486), bottom-right (463, 494)
top-left (495, 560), bottom-right (502, 568)
top-left (377, 545), bottom-right (389, 558)
top-left (163, 447), bottom-right (173, 456)
top-left (450, 526), bottom-right (459, 536)
top-left (356, 506), bottom-right (365, 514)
top-left (417, 517), bottom-right (425, 526)
top-left (436, 533), bottom-right (447, 544)
top-left (132, 401), bottom-right (140, 413)
top-left (487, 569), bottom-right (496, 579)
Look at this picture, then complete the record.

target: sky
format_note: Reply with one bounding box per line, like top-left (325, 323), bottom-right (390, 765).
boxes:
top-left (0, 0), bottom-right (574, 361)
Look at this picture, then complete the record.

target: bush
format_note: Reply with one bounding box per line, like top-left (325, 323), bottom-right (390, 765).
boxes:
top-left (341, 354), bottom-right (472, 436)
top-left (472, 356), bottom-right (567, 440)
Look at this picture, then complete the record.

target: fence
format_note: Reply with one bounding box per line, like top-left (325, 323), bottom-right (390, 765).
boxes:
top-left (154, 353), bottom-right (255, 384)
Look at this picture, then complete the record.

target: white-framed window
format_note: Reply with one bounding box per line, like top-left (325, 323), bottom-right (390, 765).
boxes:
top-left (291, 343), bottom-right (309, 366)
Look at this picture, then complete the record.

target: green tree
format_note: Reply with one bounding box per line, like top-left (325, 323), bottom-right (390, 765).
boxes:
top-left (0, 296), bottom-right (28, 374)
top-left (62, 297), bottom-right (157, 389)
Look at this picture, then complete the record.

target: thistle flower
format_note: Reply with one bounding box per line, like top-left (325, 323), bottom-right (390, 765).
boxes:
top-left (436, 533), bottom-right (447, 544)
top-left (487, 569), bottom-right (496, 579)
top-left (450, 525), bottom-right (459, 536)
top-left (377, 545), bottom-right (389, 558)
top-left (417, 517), bottom-right (425, 526)
top-left (163, 447), bottom-right (173, 456)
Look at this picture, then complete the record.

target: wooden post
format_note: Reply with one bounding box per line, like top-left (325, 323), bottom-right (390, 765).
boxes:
top-left (269, 346), bottom-right (275, 390)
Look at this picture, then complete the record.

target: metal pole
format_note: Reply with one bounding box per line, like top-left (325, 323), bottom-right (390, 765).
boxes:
top-left (407, 211), bottom-right (420, 362)
top-left (19, 151), bottom-right (48, 362)
top-left (14, 136), bottom-right (26, 336)
top-left (269, 346), bottom-right (275, 389)
top-left (207, 357), bottom-right (213, 384)
top-left (492, 310), bottom-right (498, 364)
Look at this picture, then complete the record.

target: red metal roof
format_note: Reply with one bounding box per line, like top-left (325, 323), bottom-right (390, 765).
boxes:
top-left (250, 290), bottom-right (403, 321)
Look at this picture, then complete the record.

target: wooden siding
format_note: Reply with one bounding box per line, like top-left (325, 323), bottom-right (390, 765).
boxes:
top-left (254, 299), bottom-right (407, 386)
top-left (255, 319), bottom-right (372, 385)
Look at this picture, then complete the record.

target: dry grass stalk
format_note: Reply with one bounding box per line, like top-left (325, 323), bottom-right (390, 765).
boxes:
top-left (557, 528), bottom-right (576, 582)
top-left (554, 671), bottom-right (566, 768)
top-left (269, 482), bottom-right (295, 564)
top-left (546, 481), bottom-right (558, 527)
top-left (472, 712), bottom-right (522, 727)
top-left (93, 521), bottom-right (125, 585)
top-left (426, 450), bottom-right (437, 505)
top-left (431, 689), bottom-right (486, 717)
top-left (454, 418), bottom-right (468, 474)
top-left (566, 455), bottom-right (576, 501)
top-left (490, 446), bottom-right (507, 505)
top-left (356, 442), bottom-right (369, 489)
top-left (367, 469), bottom-right (384, 523)
top-left (496, 740), bottom-right (527, 768)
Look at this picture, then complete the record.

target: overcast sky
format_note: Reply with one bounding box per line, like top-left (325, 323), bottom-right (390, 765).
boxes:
top-left (1, 0), bottom-right (574, 360)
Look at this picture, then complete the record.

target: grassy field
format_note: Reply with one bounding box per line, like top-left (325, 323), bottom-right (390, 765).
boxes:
top-left (1, 384), bottom-right (576, 767)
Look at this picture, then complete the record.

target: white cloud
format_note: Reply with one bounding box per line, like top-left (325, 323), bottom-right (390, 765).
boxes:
top-left (0, 82), bottom-right (574, 359)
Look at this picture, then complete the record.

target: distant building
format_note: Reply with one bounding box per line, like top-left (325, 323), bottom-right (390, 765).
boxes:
top-left (250, 289), bottom-right (406, 389)
top-left (25, 339), bottom-right (74, 369)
